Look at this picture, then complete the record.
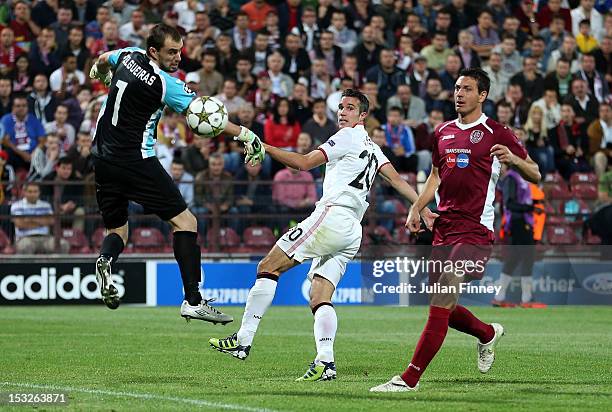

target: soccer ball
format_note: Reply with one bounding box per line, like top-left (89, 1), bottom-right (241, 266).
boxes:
top-left (186, 96), bottom-right (228, 138)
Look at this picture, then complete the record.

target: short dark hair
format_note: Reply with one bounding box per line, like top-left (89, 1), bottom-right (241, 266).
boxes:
top-left (57, 156), bottom-right (73, 166)
top-left (341, 88), bottom-right (369, 114)
top-left (459, 68), bottom-right (490, 97)
top-left (146, 24), bottom-right (182, 55)
top-left (388, 106), bottom-right (402, 114)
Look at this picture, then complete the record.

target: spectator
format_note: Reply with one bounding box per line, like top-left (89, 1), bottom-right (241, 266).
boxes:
top-left (9, 1), bottom-right (40, 50)
top-left (180, 32), bottom-right (204, 75)
top-left (192, 11), bottom-right (222, 41)
top-left (235, 102), bottom-right (264, 143)
top-left (89, 20), bottom-right (130, 59)
top-left (332, 54), bottom-right (361, 90)
top-left (194, 153), bottom-right (237, 234)
top-left (227, 11), bottom-right (254, 52)
top-left (10, 181), bottom-right (69, 254)
top-left (401, 12), bottom-right (432, 52)
top-left (396, 35), bottom-right (417, 72)
top-left (344, 0), bottom-right (371, 32)
top-left (0, 76), bottom-right (12, 118)
top-left (487, 0), bottom-right (510, 30)
top-left (85, 6), bottom-right (111, 44)
top-left (593, 34), bottom-right (612, 79)
top-left (31, 0), bottom-right (58, 32)
top-left (533, 88), bottom-right (562, 128)
top-left (49, 4), bottom-right (73, 48)
top-left (439, 54), bottom-right (462, 95)
top-left (214, 33), bottom-right (238, 75)
top-left (302, 98), bottom-right (337, 146)
top-left (563, 77), bottom-right (599, 124)
top-left (243, 32), bottom-right (270, 77)
top-left (543, 58), bottom-right (573, 101)
top-left (264, 52), bottom-right (294, 98)
top-left (290, 6), bottom-right (320, 53)
top-left (383, 106), bottom-right (419, 173)
top-left (309, 30), bottom-right (342, 75)
top-left (72, 0), bottom-right (99, 25)
top-left (424, 77), bottom-right (454, 121)
top-left (49, 52), bottom-right (86, 100)
top-left (547, 35), bottom-right (582, 73)
top-left (525, 36), bottom-right (547, 74)
top-left (587, 102), bottom-right (612, 177)
top-left (162, 11), bottom-right (186, 37)
top-left (360, 81), bottom-right (385, 124)
top-left (241, 0), bottom-right (275, 32)
top-left (272, 165), bottom-right (317, 221)
top-left (413, 0), bottom-right (437, 33)
top-left (576, 19), bottom-right (599, 54)
top-left (597, 163), bottom-right (612, 205)
top-left (181, 134), bottom-right (212, 176)
top-left (365, 48), bottom-right (406, 107)
top-left (0, 149), bottom-right (15, 205)
top-left (11, 54), bottom-right (32, 93)
top-left (66, 132), bottom-right (94, 179)
top-left (234, 161), bottom-right (273, 229)
top-left (408, 55), bottom-right (439, 100)
top-left (537, 0), bottom-right (572, 32)
top-left (264, 11), bottom-right (282, 51)
top-left (28, 133), bottom-right (61, 181)
top-left (505, 83), bottom-right (530, 128)
top-left (264, 97), bottom-right (301, 149)
top-left (193, 51), bottom-right (224, 97)
top-left (28, 73), bottom-right (58, 129)
top-left (173, 0), bottom-right (204, 33)
top-left (215, 79), bottom-right (247, 117)
top-left (413, 108), bottom-right (442, 166)
top-left (454, 30), bottom-right (481, 71)
top-left (28, 27), bottom-right (61, 78)
top-left (541, 15), bottom-right (570, 61)
top-left (156, 110), bottom-right (188, 150)
top-left (575, 53), bottom-right (609, 103)
top-left (444, 0), bottom-right (477, 31)
top-left (209, 0), bottom-right (236, 32)
top-left (59, 26), bottom-right (92, 74)
top-left (420, 31), bottom-right (453, 72)
top-left (496, 100), bottom-right (513, 127)
top-left (524, 105), bottom-right (555, 177)
top-left (170, 159), bottom-right (194, 209)
top-left (119, 9), bottom-right (148, 48)
top-left (571, 0), bottom-right (603, 41)
top-left (281, 33), bottom-right (311, 82)
top-left (295, 132), bottom-right (321, 180)
top-left (493, 33), bottom-right (523, 78)
top-left (371, 126), bottom-right (397, 169)
top-left (432, 8), bottom-right (457, 48)
top-left (513, 0), bottom-right (538, 36)
top-left (468, 8), bottom-right (499, 59)
top-left (41, 156), bottom-right (85, 231)
top-left (501, 16), bottom-right (527, 51)
top-left (0, 28), bottom-right (24, 76)
top-left (328, 10), bottom-right (357, 55)
top-left (482, 52), bottom-right (509, 103)
top-left (549, 103), bottom-right (591, 179)
top-left (1, 93), bottom-right (45, 170)
top-left (45, 104), bottom-right (75, 152)
top-left (289, 82), bottom-right (311, 124)
top-left (305, 58), bottom-right (332, 100)
top-left (509, 57), bottom-right (545, 104)
top-left (326, 76), bottom-right (353, 120)
top-left (249, 72), bottom-right (277, 120)
top-left (385, 84), bottom-right (426, 128)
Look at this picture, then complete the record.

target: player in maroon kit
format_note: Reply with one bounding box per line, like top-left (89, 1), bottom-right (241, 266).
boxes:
top-left (370, 68), bottom-right (541, 392)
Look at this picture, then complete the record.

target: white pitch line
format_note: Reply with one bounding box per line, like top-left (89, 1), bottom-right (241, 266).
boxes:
top-left (1, 382), bottom-right (278, 412)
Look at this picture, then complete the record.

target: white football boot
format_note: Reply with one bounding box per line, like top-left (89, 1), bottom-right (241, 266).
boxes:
top-left (370, 375), bottom-right (419, 392)
top-left (95, 256), bottom-right (120, 310)
top-left (180, 299), bottom-right (233, 325)
top-left (478, 322), bottom-right (505, 373)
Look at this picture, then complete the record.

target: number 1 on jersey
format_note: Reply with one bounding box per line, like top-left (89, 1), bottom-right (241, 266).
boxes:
top-left (111, 80), bottom-right (128, 126)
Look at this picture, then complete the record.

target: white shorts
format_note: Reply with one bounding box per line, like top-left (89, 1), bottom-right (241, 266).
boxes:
top-left (276, 204), bottom-right (362, 287)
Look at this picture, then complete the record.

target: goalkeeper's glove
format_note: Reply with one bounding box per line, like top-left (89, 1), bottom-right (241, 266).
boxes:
top-left (89, 61), bottom-right (112, 87)
top-left (235, 126), bottom-right (265, 166)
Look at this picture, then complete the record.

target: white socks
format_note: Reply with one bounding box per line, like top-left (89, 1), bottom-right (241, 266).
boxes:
top-left (521, 277), bottom-right (533, 304)
top-left (237, 277), bottom-right (277, 346)
top-left (495, 273), bottom-right (513, 301)
top-left (313, 304), bottom-right (337, 363)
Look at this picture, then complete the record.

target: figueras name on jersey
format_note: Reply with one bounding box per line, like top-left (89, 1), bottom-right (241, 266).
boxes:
top-left (121, 54), bottom-right (156, 86)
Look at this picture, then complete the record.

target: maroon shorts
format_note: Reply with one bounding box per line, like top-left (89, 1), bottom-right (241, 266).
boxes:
top-left (429, 214), bottom-right (494, 281)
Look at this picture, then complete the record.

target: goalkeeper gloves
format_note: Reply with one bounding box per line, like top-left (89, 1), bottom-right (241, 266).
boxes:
top-left (235, 126), bottom-right (265, 166)
top-left (89, 61), bottom-right (112, 87)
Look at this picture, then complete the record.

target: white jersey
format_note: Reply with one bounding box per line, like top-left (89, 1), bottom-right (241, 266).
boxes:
top-left (316, 124), bottom-right (390, 220)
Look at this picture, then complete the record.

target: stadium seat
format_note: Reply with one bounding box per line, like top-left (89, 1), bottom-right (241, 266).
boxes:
top-left (132, 227), bottom-right (167, 252)
top-left (0, 228), bottom-right (15, 254)
top-left (91, 227), bottom-right (106, 249)
top-left (546, 224), bottom-right (578, 245)
top-left (394, 227), bottom-right (413, 244)
top-left (243, 226), bottom-right (276, 250)
top-left (387, 198), bottom-right (408, 227)
top-left (547, 183), bottom-right (572, 200)
top-left (543, 171), bottom-right (564, 184)
top-left (61, 228), bottom-right (91, 253)
top-left (584, 228), bottom-right (602, 245)
top-left (206, 227), bottom-right (241, 252)
top-left (570, 172), bottom-right (597, 186)
top-left (363, 225), bottom-right (393, 246)
top-left (399, 172), bottom-right (417, 188)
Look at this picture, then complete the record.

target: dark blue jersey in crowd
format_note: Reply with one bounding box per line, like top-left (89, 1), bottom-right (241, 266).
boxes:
top-left (92, 47), bottom-right (195, 162)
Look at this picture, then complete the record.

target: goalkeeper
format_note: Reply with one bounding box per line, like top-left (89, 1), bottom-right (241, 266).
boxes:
top-left (89, 23), bottom-right (265, 322)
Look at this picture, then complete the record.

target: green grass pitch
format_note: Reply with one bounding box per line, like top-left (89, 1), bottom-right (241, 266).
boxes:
top-left (1, 306), bottom-right (611, 411)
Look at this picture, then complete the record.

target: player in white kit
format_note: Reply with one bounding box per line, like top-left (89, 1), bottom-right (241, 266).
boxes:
top-left (210, 89), bottom-right (438, 381)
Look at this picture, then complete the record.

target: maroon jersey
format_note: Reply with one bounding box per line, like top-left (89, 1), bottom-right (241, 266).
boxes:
top-left (432, 113), bottom-right (527, 232)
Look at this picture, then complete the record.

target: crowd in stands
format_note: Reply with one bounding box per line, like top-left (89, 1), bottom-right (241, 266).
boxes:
top-left (0, 0), bottom-right (611, 253)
